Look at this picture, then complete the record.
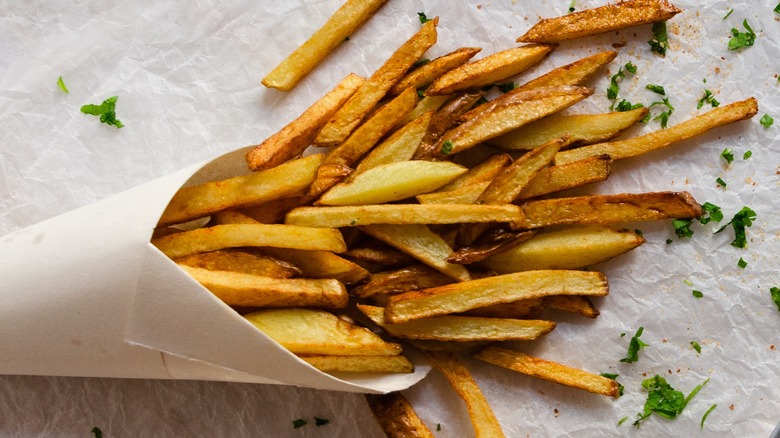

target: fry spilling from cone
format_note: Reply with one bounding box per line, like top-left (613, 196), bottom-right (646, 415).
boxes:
top-left (1, 0), bottom-right (761, 434)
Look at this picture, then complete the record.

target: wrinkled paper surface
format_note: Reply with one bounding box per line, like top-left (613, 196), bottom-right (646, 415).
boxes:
top-left (1, 0), bottom-right (778, 436)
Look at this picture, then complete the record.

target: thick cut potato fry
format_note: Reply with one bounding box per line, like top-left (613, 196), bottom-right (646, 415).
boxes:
top-left (513, 50), bottom-right (617, 94)
top-left (423, 351), bottom-right (506, 438)
top-left (261, 248), bottom-right (369, 284)
top-left (317, 161), bottom-right (467, 206)
top-left (545, 295), bottom-right (600, 318)
top-left (245, 308), bottom-right (402, 356)
top-left (517, 155), bottom-right (612, 200)
top-left (389, 47), bottom-right (482, 96)
top-left (360, 224), bottom-right (471, 282)
top-left (490, 107), bottom-right (648, 151)
top-left (359, 304), bottom-right (555, 342)
top-left (366, 393), bottom-right (435, 438)
top-left (314, 19), bottom-right (438, 146)
top-left (416, 182), bottom-right (488, 205)
top-left (351, 265), bottom-right (454, 299)
top-left (301, 355), bottom-right (414, 373)
top-left (180, 265), bottom-right (348, 308)
top-left (248, 74), bottom-right (365, 170)
top-left (436, 153), bottom-right (512, 192)
top-left (463, 298), bottom-right (545, 319)
top-left (262, 0), bottom-right (388, 91)
top-left (152, 224), bottom-right (346, 259)
top-left (352, 112), bottom-right (432, 176)
top-left (517, 0), bottom-right (682, 43)
top-left (480, 226), bottom-right (644, 273)
top-left (474, 347), bottom-right (620, 397)
top-left (519, 192), bottom-right (703, 229)
top-left (426, 44), bottom-right (555, 96)
top-left (175, 249), bottom-right (302, 278)
top-left (158, 154), bottom-right (323, 226)
top-left (385, 270), bottom-right (608, 323)
top-left (554, 97), bottom-right (759, 165)
top-left (286, 204), bottom-right (524, 228)
top-left (433, 86), bottom-right (591, 157)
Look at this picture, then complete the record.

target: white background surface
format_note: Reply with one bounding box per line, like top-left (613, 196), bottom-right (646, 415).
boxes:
top-left (1, 0), bottom-right (779, 436)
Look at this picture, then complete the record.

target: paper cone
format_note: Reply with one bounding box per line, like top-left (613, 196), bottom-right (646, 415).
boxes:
top-left (0, 149), bottom-right (429, 393)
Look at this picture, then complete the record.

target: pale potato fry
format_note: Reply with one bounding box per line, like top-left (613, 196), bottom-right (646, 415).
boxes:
top-left (517, 155), bottom-right (612, 200)
top-left (463, 298), bottom-right (545, 319)
top-left (175, 249), bottom-right (302, 278)
top-left (152, 224), bottom-right (346, 259)
top-left (366, 393), bottom-right (435, 438)
top-left (245, 308), bottom-right (402, 356)
top-left (360, 224), bottom-right (471, 282)
top-left (415, 182), bottom-right (488, 205)
top-left (519, 191), bottom-right (703, 229)
top-left (158, 154), bottom-right (323, 226)
top-left (248, 74), bottom-right (365, 170)
top-left (385, 270), bottom-right (608, 323)
top-left (473, 347), bottom-right (620, 397)
top-left (545, 295), bottom-right (600, 318)
top-left (301, 354), bottom-right (414, 373)
top-left (359, 304), bottom-right (556, 342)
top-left (423, 351), bottom-right (506, 438)
top-left (180, 265), bottom-right (348, 308)
top-left (351, 265), bottom-right (454, 299)
top-left (317, 161), bottom-right (468, 206)
top-left (436, 153), bottom-right (512, 192)
top-left (314, 19), bottom-right (438, 146)
top-left (352, 112), bottom-right (432, 177)
top-left (489, 107), bottom-right (648, 151)
top-left (262, 247), bottom-right (370, 284)
top-left (398, 94), bottom-right (451, 126)
top-left (389, 47), bottom-right (482, 96)
top-left (513, 50), bottom-right (617, 94)
top-left (517, 0), bottom-right (682, 43)
top-left (480, 226), bottom-right (645, 273)
top-left (286, 204), bottom-right (524, 228)
top-left (262, 0), bottom-right (388, 91)
top-left (554, 97), bottom-right (759, 165)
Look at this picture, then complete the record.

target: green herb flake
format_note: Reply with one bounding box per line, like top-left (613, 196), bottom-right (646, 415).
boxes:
top-left (666, 239), bottom-right (673, 244)
top-left (692, 290), bottom-right (704, 298)
top-left (673, 219), bottom-right (694, 239)
top-left (600, 373), bottom-right (625, 396)
top-left (701, 404), bottom-right (717, 429)
top-left (646, 84), bottom-right (666, 95)
top-left (57, 76), bottom-right (69, 94)
top-left (716, 177), bottom-right (727, 188)
top-left (649, 97), bottom-right (674, 128)
top-left (497, 82), bottom-right (517, 93)
top-left (607, 65), bottom-right (634, 101)
top-left (700, 202), bottom-right (724, 224)
top-left (715, 206), bottom-right (756, 248)
top-left (634, 229), bottom-right (643, 236)
top-left (724, 9), bottom-right (734, 19)
top-left (80, 96), bottom-right (124, 129)
top-left (683, 279), bottom-right (694, 287)
top-left (775, 3), bottom-right (780, 14)
top-left (618, 416), bottom-right (630, 426)
top-left (624, 62), bottom-right (637, 74)
top-left (697, 90), bottom-right (719, 109)
top-left (91, 427), bottom-right (103, 438)
top-left (437, 424), bottom-right (442, 431)
top-left (476, 96), bottom-right (489, 106)
top-left (743, 150), bottom-right (752, 160)
top-left (615, 100), bottom-right (644, 112)
top-left (412, 58), bottom-right (431, 69)
top-left (441, 140), bottom-right (454, 155)
top-left (417, 12), bottom-right (431, 24)
top-left (292, 419), bottom-right (307, 428)
top-left (315, 417), bottom-right (330, 427)
top-left (633, 376), bottom-right (709, 428)
top-left (417, 89), bottom-right (425, 99)
top-left (648, 21), bottom-right (669, 56)
top-left (760, 113), bottom-right (774, 128)
top-left (691, 341), bottom-right (702, 354)
top-left (737, 257), bottom-right (747, 269)
top-left (721, 148), bottom-right (734, 164)
top-left (728, 19), bottom-right (756, 51)
top-left (620, 327), bottom-right (648, 363)
top-left (770, 286), bottom-right (780, 311)
top-left (620, 332), bottom-right (626, 337)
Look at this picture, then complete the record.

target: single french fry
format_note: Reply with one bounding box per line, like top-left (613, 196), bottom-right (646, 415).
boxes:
top-left (366, 393), bottom-right (435, 438)
top-left (554, 98), bottom-right (759, 165)
top-left (389, 47), bottom-right (482, 96)
top-left (513, 50), bottom-right (617, 94)
top-left (423, 351), bottom-right (506, 438)
top-left (359, 305), bottom-right (556, 342)
top-left (385, 270), bottom-right (608, 323)
top-left (175, 249), bottom-right (302, 278)
top-left (474, 347), bottom-right (620, 397)
top-left (360, 224), bottom-right (471, 282)
top-left (301, 355), bottom-right (414, 373)
top-left (314, 19), bottom-right (438, 146)
top-left (352, 112), bottom-right (432, 177)
top-left (416, 182), bottom-right (489, 205)
top-left (436, 153), bottom-right (512, 192)
top-left (517, 0), bottom-right (682, 43)
top-left (158, 154), bottom-right (323, 226)
top-left (262, 247), bottom-right (370, 284)
top-left (152, 224), bottom-right (346, 259)
top-left (519, 192), bottom-right (703, 229)
top-left (480, 226), bottom-right (645, 273)
top-left (545, 295), bottom-right (600, 318)
top-left (490, 108), bottom-right (648, 151)
top-left (180, 265), bottom-right (348, 308)
top-left (351, 265), bottom-right (453, 299)
top-left (517, 155), bottom-right (612, 200)
top-left (262, 0), bottom-right (388, 90)
top-left (463, 298), bottom-right (545, 319)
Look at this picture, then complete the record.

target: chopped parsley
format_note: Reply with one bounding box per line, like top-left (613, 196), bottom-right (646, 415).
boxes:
top-left (633, 376), bottom-right (710, 428)
top-left (692, 290), bottom-right (704, 298)
top-left (624, 62), bottom-right (637, 74)
top-left (723, 9), bottom-right (734, 19)
top-left (437, 424), bottom-right (442, 431)
top-left (646, 84), bottom-right (665, 95)
top-left (700, 202), bottom-right (723, 224)
top-left (683, 279), bottom-right (694, 287)
top-left (607, 63), bottom-right (637, 102)
top-left (476, 96), bottom-right (489, 106)
top-left (600, 373), bottom-right (625, 396)
top-left (743, 150), bottom-right (752, 159)
top-left (417, 12), bottom-right (432, 24)
top-left (701, 404), bottom-right (717, 429)
top-left (666, 239), bottom-right (673, 244)
top-left (292, 419), bottom-right (307, 428)
top-left (672, 219), bottom-right (694, 239)
top-left (770, 287), bottom-right (780, 311)
top-left (721, 148), bottom-right (734, 164)
top-left (568, 0), bottom-right (576, 13)
top-left (620, 327), bottom-right (648, 363)
top-left (715, 206), bottom-right (756, 248)
top-left (691, 341), bottom-right (702, 354)
top-left (716, 177), bottom-right (727, 188)
top-left (618, 416), bottom-right (629, 426)
top-left (615, 99), bottom-right (644, 112)
top-left (649, 97), bottom-right (674, 128)
top-left (497, 82), bottom-right (517, 93)
top-left (315, 417), bottom-right (330, 426)
top-left (91, 427), bottom-right (103, 438)
top-left (417, 89), bottom-right (425, 99)
top-left (648, 22), bottom-right (669, 56)
top-left (697, 90), bottom-right (720, 109)
top-left (80, 96), bottom-right (124, 128)
top-left (728, 19), bottom-right (756, 51)
top-left (776, 3), bottom-right (780, 14)
top-left (760, 113), bottom-right (774, 128)
top-left (440, 140), bottom-right (454, 155)
top-left (57, 76), bottom-right (69, 94)
top-left (634, 229), bottom-right (643, 236)
top-left (412, 58), bottom-right (431, 69)
top-left (737, 257), bottom-right (747, 269)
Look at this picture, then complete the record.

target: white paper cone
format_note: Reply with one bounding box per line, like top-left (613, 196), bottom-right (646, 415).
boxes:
top-left (0, 150), bottom-right (429, 393)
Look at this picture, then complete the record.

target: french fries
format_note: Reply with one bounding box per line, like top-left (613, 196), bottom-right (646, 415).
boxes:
top-left (175, 249), bottom-right (302, 278)
top-left (350, 265), bottom-right (453, 299)
top-left (389, 47), bottom-right (482, 96)
top-left (366, 393), bottom-right (435, 438)
top-left (351, 112), bottom-right (432, 176)
top-left (516, 155), bottom-right (613, 200)
top-left (513, 50), bottom-right (617, 94)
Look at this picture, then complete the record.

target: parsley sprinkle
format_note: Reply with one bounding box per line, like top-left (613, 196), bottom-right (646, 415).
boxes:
top-left (673, 219), bottom-right (694, 239)
top-left (724, 9), bottom-right (734, 19)
top-left (615, 99), bottom-right (644, 112)
top-left (649, 98), bottom-right (674, 128)
top-left (743, 150), bottom-right (752, 159)
top-left (691, 341), bottom-right (702, 354)
top-left (633, 376), bottom-right (709, 428)
top-left (634, 229), bottom-right (643, 236)
top-left (738, 257), bottom-right (747, 269)
top-left (701, 404), bottom-right (717, 429)
top-left (476, 96), bottom-right (489, 106)
top-left (721, 148), bottom-right (734, 164)
top-left (620, 327), bottom-right (648, 363)
top-left (760, 113), bottom-right (774, 128)
top-left (683, 279), bottom-right (694, 287)
top-left (417, 12), bottom-right (431, 24)
top-left (600, 373), bottom-right (625, 396)
top-left (728, 19), bottom-right (756, 51)
top-left (624, 62), bottom-right (637, 74)
top-left (770, 287), bottom-right (780, 311)
top-left (412, 58), bottom-right (431, 69)
top-left (80, 96), bottom-right (124, 128)
top-left (568, 0), bottom-right (576, 13)
top-left (776, 3), bottom-right (780, 14)
top-left (716, 177), bottom-right (727, 188)
top-left (437, 424), bottom-right (442, 431)
top-left (315, 417), bottom-right (330, 427)
top-left (666, 239), bottom-right (673, 244)
top-left (57, 76), bottom-right (69, 94)
top-left (497, 82), bottom-right (517, 93)
top-left (293, 419), bottom-right (307, 428)
top-left (692, 290), bottom-right (704, 298)
top-left (697, 90), bottom-right (719, 109)
top-left (648, 22), bottom-right (669, 56)
top-left (700, 202), bottom-right (723, 224)
top-left (646, 84), bottom-right (665, 95)
top-left (715, 206), bottom-right (756, 248)
top-left (607, 63), bottom-right (637, 103)
top-left (618, 416), bottom-right (629, 426)
top-left (417, 89), bottom-right (425, 99)
top-left (91, 427), bottom-right (103, 438)
top-left (440, 140), bottom-right (454, 155)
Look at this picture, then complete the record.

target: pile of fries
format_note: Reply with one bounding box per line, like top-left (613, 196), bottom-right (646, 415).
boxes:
top-left (153, 0), bottom-right (758, 435)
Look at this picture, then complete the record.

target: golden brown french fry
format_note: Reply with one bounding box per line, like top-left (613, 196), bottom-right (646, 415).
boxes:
top-left (554, 98), bottom-right (759, 165)
top-left (463, 298), bottom-right (545, 319)
top-left (352, 112), bottom-right (432, 176)
top-left (180, 265), bottom-right (348, 308)
top-left (413, 90), bottom-right (487, 159)
top-left (351, 265), bottom-right (454, 299)
top-left (480, 226), bottom-right (645, 273)
top-left (517, 155), bottom-right (612, 200)
top-left (517, 0), bottom-right (682, 43)
top-left (248, 74), bottom-right (365, 170)
top-left (262, 0), bottom-right (388, 91)
top-left (545, 295), bottom-right (600, 318)
top-left (398, 94), bottom-right (451, 126)
top-left (490, 107), bottom-right (648, 151)
top-left (365, 393), bottom-right (435, 438)
top-left (359, 304), bottom-right (556, 342)
top-left (436, 153), bottom-right (512, 192)
top-left (389, 47), bottom-right (482, 96)
top-left (245, 308), bottom-right (402, 356)
top-left (360, 224), bottom-right (471, 282)
top-left (301, 355), bottom-right (414, 373)
top-left (158, 154), bottom-right (323, 226)
top-left (426, 44), bottom-right (555, 96)
top-left (415, 182), bottom-right (488, 205)
top-left (314, 19), bottom-right (438, 146)
top-left (513, 50), bottom-right (617, 94)
top-left (474, 347), bottom-right (620, 397)
top-left (385, 270), bottom-right (608, 323)
top-left (423, 351), bottom-right (506, 438)
top-left (519, 192), bottom-right (703, 229)
top-left (261, 247), bottom-right (370, 284)
top-left (175, 249), bottom-right (302, 278)
top-left (152, 224), bottom-right (346, 259)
